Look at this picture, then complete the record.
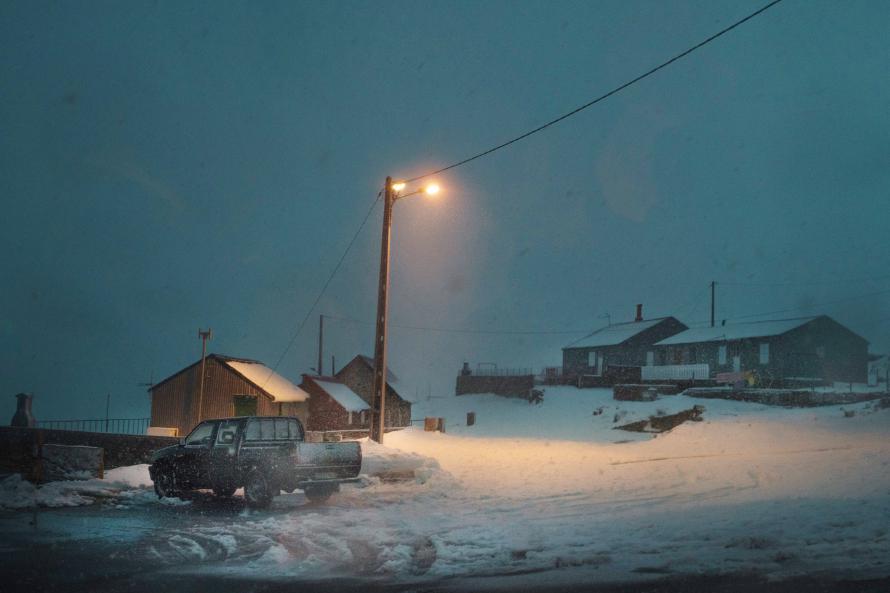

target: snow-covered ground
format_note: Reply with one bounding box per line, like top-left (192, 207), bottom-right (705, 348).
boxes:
top-left (3, 387), bottom-right (889, 587)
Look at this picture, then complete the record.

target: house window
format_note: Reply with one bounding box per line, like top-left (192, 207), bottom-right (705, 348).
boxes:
top-left (588, 351), bottom-right (597, 368)
top-left (759, 343), bottom-right (770, 364)
top-left (718, 345), bottom-right (727, 365)
top-left (347, 411), bottom-right (353, 425)
top-left (816, 346), bottom-right (825, 359)
top-left (646, 351), bottom-right (654, 366)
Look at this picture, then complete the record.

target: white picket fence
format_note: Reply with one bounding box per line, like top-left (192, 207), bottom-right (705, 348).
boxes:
top-left (641, 364), bottom-right (710, 381)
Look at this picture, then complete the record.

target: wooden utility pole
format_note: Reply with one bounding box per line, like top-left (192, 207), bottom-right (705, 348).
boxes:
top-left (317, 314), bottom-right (325, 375)
top-left (710, 281), bottom-right (716, 328)
top-left (370, 177), bottom-right (395, 443)
top-left (105, 393), bottom-right (110, 433)
top-left (197, 328), bottom-right (212, 424)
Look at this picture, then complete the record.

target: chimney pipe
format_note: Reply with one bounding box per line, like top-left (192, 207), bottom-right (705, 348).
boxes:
top-left (635, 304), bottom-right (643, 322)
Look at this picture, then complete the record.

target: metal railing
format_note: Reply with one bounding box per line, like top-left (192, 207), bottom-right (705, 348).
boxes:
top-left (468, 367), bottom-right (535, 377)
top-left (35, 417), bottom-right (151, 435)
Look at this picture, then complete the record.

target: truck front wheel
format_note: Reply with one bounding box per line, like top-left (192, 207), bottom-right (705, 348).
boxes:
top-left (244, 472), bottom-right (273, 508)
top-left (153, 467), bottom-right (179, 499)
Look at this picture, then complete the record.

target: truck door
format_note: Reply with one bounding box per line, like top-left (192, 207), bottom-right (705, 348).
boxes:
top-left (210, 419), bottom-right (242, 487)
top-left (180, 421), bottom-right (216, 487)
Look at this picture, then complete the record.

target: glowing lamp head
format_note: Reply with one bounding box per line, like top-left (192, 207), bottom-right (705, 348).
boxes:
top-left (424, 183), bottom-right (440, 196)
top-left (391, 181), bottom-right (406, 192)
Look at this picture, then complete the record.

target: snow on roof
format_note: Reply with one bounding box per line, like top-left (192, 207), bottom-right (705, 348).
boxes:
top-left (655, 317), bottom-right (817, 346)
top-left (565, 318), bottom-right (666, 349)
top-left (223, 359), bottom-right (309, 402)
top-left (314, 379), bottom-right (370, 412)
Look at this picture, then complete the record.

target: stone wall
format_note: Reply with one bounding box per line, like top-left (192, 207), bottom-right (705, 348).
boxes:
top-left (0, 426), bottom-right (178, 481)
top-left (455, 375), bottom-right (535, 398)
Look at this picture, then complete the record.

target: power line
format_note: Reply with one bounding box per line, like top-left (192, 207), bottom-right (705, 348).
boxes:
top-left (405, 0), bottom-right (785, 183)
top-left (719, 274), bottom-right (890, 288)
top-left (324, 314), bottom-right (590, 336)
top-left (727, 288), bottom-right (890, 321)
top-left (261, 0), bottom-right (786, 381)
top-left (261, 191), bottom-right (382, 386)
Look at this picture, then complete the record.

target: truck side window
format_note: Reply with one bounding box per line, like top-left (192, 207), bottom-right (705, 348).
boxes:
top-left (260, 418), bottom-right (275, 440)
top-left (274, 418), bottom-right (289, 440)
top-left (244, 419), bottom-right (261, 441)
top-left (215, 420), bottom-right (239, 445)
top-left (288, 419), bottom-right (302, 440)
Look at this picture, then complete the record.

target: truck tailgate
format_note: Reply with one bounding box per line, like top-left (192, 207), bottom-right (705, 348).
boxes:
top-left (293, 441), bottom-right (362, 481)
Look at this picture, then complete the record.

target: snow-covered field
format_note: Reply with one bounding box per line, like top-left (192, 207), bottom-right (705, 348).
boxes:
top-left (3, 388), bottom-right (889, 587)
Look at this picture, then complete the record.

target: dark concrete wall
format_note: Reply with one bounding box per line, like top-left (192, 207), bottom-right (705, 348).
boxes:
top-left (455, 375), bottom-right (535, 398)
top-left (0, 426), bottom-right (178, 481)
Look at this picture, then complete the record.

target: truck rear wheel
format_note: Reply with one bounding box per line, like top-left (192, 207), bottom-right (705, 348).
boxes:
top-left (244, 472), bottom-right (273, 508)
top-left (304, 484), bottom-right (338, 503)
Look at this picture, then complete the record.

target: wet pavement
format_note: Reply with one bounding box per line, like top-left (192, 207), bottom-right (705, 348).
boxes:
top-left (3, 496), bottom-right (890, 593)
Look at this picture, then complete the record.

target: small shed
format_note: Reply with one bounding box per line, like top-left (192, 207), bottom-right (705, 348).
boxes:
top-left (301, 375), bottom-right (370, 432)
top-left (149, 354), bottom-right (309, 436)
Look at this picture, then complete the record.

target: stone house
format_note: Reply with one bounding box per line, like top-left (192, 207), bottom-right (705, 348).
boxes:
top-left (300, 375), bottom-right (370, 432)
top-left (334, 355), bottom-right (413, 428)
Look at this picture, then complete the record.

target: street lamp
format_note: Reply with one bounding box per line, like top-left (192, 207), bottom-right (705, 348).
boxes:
top-left (370, 176), bottom-right (440, 443)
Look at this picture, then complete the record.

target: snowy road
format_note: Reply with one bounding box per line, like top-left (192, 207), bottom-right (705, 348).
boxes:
top-left (3, 390), bottom-right (889, 592)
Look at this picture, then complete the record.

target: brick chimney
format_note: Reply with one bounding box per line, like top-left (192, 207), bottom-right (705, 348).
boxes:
top-left (635, 304), bottom-right (643, 322)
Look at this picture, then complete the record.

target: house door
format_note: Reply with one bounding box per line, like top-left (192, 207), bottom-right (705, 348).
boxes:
top-left (732, 356), bottom-right (741, 373)
top-left (233, 395), bottom-right (257, 417)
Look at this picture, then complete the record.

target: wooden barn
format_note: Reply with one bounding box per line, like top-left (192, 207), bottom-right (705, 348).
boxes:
top-left (334, 355), bottom-right (413, 428)
top-left (562, 306), bottom-right (688, 380)
top-left (300, 375), bottom-right (370, 432)
top-left (652, 315), bottom-right (868, 384)
top-left (148, 354), bottom-right (309, 436)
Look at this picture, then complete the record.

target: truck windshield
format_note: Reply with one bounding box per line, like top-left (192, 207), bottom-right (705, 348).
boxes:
top-left (185, 422), bottom-right (214, 446)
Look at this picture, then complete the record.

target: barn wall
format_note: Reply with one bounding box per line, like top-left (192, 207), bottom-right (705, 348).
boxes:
top-left (150, 357), bottom-right (279, 435)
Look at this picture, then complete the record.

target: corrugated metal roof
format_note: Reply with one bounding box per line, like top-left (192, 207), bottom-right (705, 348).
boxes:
top-left (314, 379), bottom-right (370, 412)
top-left (223, 359), bottom-right (309, 402)
top-left (655, 317), bottom-right (817, 346)
top-left (565, 318), bottom-right (667, 349)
